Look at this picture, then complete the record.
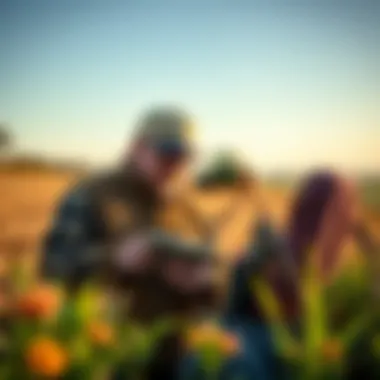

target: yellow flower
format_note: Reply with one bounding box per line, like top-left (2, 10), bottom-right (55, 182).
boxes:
top-left (25, 337), bottom-right (68, 377)
top-left (321, 338), bottom-right (343, 363)
top-left (15, 283), bottom-right (62, 320)
top-left (87, 321), bottom-right (114, 347)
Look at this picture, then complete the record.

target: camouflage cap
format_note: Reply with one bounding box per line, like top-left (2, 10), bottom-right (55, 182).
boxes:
top-left (133, 106), bottom-right (195, 148)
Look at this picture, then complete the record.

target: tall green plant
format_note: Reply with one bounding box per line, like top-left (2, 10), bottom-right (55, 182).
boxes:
top-left (250, 254), bottom-right (374, 380)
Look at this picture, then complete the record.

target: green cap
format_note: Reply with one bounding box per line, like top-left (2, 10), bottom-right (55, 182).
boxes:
top-left (133, 106), bottom-right (195, 146)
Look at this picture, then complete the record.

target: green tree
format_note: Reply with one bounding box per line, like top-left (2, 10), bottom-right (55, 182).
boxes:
top-left (0, 124), bottom-right (13, 153)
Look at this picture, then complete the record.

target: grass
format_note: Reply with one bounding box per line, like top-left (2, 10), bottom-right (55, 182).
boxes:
top-left (1, 257), bottom-right (379, 380)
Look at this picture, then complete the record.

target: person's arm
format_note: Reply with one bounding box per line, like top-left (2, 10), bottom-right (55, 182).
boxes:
top-left (354, 222), bottom-right (380, 299)
top-left (223, 218), bottom-right (282, 322)
top-left (354, 223), bottom-right (379, 259)
top-left (237, 218), bottom-right (301, 319)
top-left (40, 185), bottom-right (110, 289)
top-left (149, 229), bottom-right (215, 262)
top-left (244, 217), bottom-right (283, 268)
top-left (152, 189), bottom-right (252, 263)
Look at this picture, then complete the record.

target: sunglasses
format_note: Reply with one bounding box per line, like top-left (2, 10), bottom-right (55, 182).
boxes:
top-left (153, 139), bottom-right (190, 161)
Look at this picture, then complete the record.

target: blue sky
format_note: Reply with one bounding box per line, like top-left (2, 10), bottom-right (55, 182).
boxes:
top-left (1, 0), bottom-right (379, 173)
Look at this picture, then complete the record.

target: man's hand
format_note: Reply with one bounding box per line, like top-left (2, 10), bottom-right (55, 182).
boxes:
top-left (161, 259), bottom-right (214, 294)
top-left (113, 233), bottom-right (154, 275)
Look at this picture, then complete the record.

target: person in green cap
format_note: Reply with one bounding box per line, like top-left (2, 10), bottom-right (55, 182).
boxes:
top-left (41, 106), bottom-right (199, 284)
top-left (40, 106), bottom-right (226, 379)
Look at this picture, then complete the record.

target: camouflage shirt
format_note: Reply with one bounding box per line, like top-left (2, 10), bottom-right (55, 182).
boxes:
top-left (41, 166), bottom-right (158, 279)
top-left (41, 166), bottom-right (216, 323)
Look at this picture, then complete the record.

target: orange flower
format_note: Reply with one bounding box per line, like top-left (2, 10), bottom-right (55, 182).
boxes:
top-left (25, 337), bottom-right (68, 377)
top-left (87, 321), bottom-right (114, 347)
top-left (220, 332), bottom-right (240, 356)
top-left (186, 322), bottom-right (239, 356)
top-left (15, 283), bottom-right (62, 320)
top-left (321, 338), bottom-right (343, 363)
top-left (186, 322), bottom-right (220, 350)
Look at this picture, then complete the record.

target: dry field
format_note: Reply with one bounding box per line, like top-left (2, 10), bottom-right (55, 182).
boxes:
top-left (0, 171), bottom-right (79, 278)
top-left (0, 170), bottom-right (379, 282)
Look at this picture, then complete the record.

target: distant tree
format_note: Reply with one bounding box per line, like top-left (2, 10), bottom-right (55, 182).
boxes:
top-left (0, 124), bottom-right (13, 152)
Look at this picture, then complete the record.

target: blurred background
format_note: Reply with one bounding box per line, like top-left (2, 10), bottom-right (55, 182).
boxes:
top-left (0, 0), bottom-right (379, 265)
top-left (0, 2), bottom-right (379, 378)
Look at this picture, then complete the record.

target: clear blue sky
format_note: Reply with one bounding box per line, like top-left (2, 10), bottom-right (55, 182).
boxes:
top-left (1, 0), bottom-right (379, 173)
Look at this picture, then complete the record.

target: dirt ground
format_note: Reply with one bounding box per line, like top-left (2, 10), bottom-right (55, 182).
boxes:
top-left (0, 171), bottom-right (379, 281)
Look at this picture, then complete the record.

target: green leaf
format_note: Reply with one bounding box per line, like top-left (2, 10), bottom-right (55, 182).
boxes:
top-left (341, 311), bottom-right (373, 348)
top-left (301, 252), bottom-right (327, 378)
top-left (250, 277), bottom-right (299, 354)
top-left (63, 364), bottom-right (93, 380)
top-left (55, 300), bottom-right (83, 343)
top-left (74, 285), bottom-right (103, 323)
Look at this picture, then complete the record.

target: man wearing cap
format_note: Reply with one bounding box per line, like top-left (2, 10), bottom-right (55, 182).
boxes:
top-left (42, 106), bottom-right (199, 283)
top-left (40, 106), bottom-right (222, 379)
